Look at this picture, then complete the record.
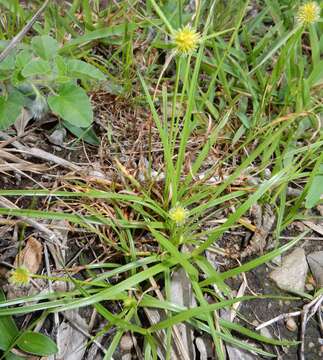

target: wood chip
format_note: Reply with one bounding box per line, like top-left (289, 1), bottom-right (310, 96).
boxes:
top-left (303, 221), bottom-right (323, 236)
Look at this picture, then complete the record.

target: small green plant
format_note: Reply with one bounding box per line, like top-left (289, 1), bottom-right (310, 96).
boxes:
top-left (0, 34), bottom-right (105, 132)
top-left (0, 289), bottom-right (58, 359)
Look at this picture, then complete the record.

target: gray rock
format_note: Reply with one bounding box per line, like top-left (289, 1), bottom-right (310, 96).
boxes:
top-left (307, 251), bottom-right (323, 287)
top-left (270, 247), bottom-right (308, 293)
top-left (48, 128), bottom-right (66, 146)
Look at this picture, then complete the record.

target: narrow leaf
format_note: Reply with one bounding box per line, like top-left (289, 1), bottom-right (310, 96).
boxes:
top-left (305, 164), bottom-right (323, 208)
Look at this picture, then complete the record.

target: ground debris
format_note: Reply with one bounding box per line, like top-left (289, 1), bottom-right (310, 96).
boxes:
top-left (53, 310), bottom-right (89, 360)
top-left (240, 204), bottom-right (275, 258)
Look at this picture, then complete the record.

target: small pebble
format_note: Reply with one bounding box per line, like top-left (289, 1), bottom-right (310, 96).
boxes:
top-left (308, 342), bottom-right (315, 349)
top-left (264, 168), bottom-right (272, 179)
top-left (285, 317), bottom-right (297, 332)
top-left (48, 128), bottom-right (66, 146)
top-left (120, 334), bottom-right (136, 352)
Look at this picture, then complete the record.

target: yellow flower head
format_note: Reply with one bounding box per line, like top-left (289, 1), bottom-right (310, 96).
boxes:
top-left (9, 267), bottom-right (31, 286)
top-left (296, 2), bottom-right (320, 25)
top-left (169, 205), bottom-right (189, 226)
top-left (173, 25), bottom-right (201, 55)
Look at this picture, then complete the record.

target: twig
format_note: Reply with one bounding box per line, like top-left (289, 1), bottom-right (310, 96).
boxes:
top-left (300, 295), bottom-right (323, 360)
top-left (255, 294), bottom-right (323, 360)
top-left (0, 196), bottom-right (64, 248)
top-left (0, 131), bottom-right (82, 172)
top-left (255, 311), bottom-right (301, 331)
top-left (18, 147), bottom-right (82, 172)
top-left (0, 0), bottom-right (50, 62)
top-left (63, 312), bottom-right (107, 354)
top-left (302, 220), bottom-right (323, 237)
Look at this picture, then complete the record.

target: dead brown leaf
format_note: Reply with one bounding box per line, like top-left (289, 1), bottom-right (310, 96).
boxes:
top-left (14, 236), bottom-right (43, 273)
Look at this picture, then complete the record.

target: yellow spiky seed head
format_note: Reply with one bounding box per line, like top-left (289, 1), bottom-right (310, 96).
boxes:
top-left (169, 205), bottom-right (189, 226)
top-left (9, 266), bottom-right (31, 286)
top-left (173, 25), bottom-right (201, 55)
top-left (296, 2), bottom-right (320, 25)
top-left (123, 297), bottom-right (137, 308)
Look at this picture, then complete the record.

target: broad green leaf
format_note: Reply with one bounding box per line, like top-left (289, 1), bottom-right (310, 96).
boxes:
top-left (0, 90), bottom-right (26, 130)
top-left (16, 331), bottom-right (58, 356)
top-left (0, 52), bottom-right (16, 71)
top-left (21, 59), bottom-right (51, 77)
top-left (31, 35), bottom-right (59, 60)
top-left (305, 164), bottom-right (323, 208)
top-left (15, 49), bottom-right (33, 69)
top-left (47, 84), bottom-right (93, 127)
top-left (66, 59), bottom-right (105, 80)
top-left (0, 290), bottom-right (19, 351)
top-left (63, 120), bottom-right (100, 145)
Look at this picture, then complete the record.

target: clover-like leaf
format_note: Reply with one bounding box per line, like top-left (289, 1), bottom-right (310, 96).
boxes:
top-left (0, 51), bottom-right (16, 71)
top-left (31, 35), bottom-right (59, 60)
top-left (15, 49), bottom-right (33, 69)
top-left (48, 83), bottom-right (93, 127)
top-left (0, 90), bottom-right (26, 130)
top-left (21, 59), bottom-right (51, 77)
top-left (63, 120), bottom-right (100, 145)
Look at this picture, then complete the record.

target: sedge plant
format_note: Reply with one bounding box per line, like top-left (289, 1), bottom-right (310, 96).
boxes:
top-left (0, 0), bottom-right (322, 359)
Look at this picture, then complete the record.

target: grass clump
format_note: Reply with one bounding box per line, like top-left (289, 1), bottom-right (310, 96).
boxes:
top-left (0, 0), bottom-right (322, 359)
